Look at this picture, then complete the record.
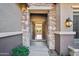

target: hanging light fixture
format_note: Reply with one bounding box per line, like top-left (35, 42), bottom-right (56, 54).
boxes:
top-left (65, 17), bottom-right (73, 27)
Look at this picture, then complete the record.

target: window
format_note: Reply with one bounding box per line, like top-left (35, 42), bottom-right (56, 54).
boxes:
top-left (73, 11), bottom-right (79, 38)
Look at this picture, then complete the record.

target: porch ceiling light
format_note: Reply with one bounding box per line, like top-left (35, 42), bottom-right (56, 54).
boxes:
top-left (65, 17), bottom-right (73, 28)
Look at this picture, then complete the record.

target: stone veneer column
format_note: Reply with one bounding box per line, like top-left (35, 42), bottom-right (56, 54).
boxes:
top-left (22, 9), bottom-right (30, 47)
top-left (48, 4), bottom-right (56, 50)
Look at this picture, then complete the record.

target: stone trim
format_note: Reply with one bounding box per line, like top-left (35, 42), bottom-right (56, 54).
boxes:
top-left (72, 5), bottom-right (79, 8)
top-left (68, 46), bottom-right (79, 56)
top-left (54, 31), bottom-right (76, 35)
top-left (68, 46), bottom-right (79, 52)
top-left (0, 53), bottom-right (9, 56)
top-left (0, 31), bottom-right (22, 38)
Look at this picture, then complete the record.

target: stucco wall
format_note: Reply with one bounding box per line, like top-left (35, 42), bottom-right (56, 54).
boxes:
top-left (0, 34), bottom-right (22, 56)
top-left (0, 3), bottom-right (23, 55)
top-left (56, 4), bottom-right (61, 31)
top-left (56, 3), bottom-right (79, 31)
top-left (60, 3), bottom-right (73, 31)
top-left (0, 3), bottom-right (22, 32)
top-left (55, 3), bottom-right (78, 55)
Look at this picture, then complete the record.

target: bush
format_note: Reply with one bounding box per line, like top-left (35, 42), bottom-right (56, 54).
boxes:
top-left (11, 45), bottom-right (29, 56)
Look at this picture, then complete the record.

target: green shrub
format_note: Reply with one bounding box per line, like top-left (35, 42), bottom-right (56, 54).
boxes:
top-left (11, 45), bottom-right (29, 56)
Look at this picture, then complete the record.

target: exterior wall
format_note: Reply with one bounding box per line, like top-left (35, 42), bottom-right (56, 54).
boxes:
top-left (0, 34), bottom-right (22, 56)
top-left (60, 4), bottom-right (73, 31)
top-left (57, 3), bottom-right (79, 31)
top-left (55, 3), bottom-right (79, 55)
top-left (0, 3), bottom-right (23, 55)
top-left (0, 3), bottom-right (79, 56)
top-left (56, 4), bottom-right (61, 31)
top-left (0, 3), bottom-right (22, 32)
top-left (60, 34), bottom-right (74, 55)
top-left (55, 33), bottom-right (74, 55)
top-left (55, 34), bottom-right (60, 54)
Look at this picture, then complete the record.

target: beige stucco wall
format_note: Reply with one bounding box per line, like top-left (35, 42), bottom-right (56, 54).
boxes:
top-left (56, 3), bottom-right (79, 32)
top-left (55, 3), bottom-right (78, 55)
top-left (56, 4), bottom-right (61, 31)
top-left (0, 3), bottom-right (22, 32)
top-left (60, 3), bottom-right (73, 31)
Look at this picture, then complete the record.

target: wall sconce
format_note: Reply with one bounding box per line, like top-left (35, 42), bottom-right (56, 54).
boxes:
top-left (65, 17), bottom-right (73, 27)
top-left (21, 5), bottom-right (27, 12)
top-left (18, 3), bottom-right (28, 12)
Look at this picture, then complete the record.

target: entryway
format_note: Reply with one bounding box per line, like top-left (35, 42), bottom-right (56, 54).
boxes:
top-left (29, 13), bottom-right (49, 56)
top-left (20, 3), bottom-right (57, 56)
top-left (30, 13), bottom-right (48, 46)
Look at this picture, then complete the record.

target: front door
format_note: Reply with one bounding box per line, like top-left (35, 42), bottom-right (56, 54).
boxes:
top-left (35, 23), bottom-right (42, 40)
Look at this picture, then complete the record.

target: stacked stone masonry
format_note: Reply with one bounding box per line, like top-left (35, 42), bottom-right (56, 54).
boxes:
top-left (21, 3), bottom-right (56, 49)
top-left (48, 4), bottom-right (56, 49)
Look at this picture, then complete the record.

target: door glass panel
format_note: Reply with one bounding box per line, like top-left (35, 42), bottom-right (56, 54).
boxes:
top-left (35, 24), bottom-right (42, 39)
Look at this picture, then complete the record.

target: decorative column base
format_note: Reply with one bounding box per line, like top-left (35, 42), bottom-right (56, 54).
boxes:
top-left (55, 31), bottom-right (76, 55)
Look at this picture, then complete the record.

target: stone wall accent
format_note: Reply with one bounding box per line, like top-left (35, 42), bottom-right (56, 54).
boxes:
top-left (21, 9), bottom-right (30, 47)
top-left (48, 4), bottom-right (56, 49)
top-left (21, 3), bottom-right (56, 49)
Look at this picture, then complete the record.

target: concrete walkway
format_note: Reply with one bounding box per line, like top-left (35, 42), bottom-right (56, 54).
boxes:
top-left (48, 50), bottom-right (58, 56)
top-left (29, 41), bottom-right (49, 56)
top-left (29, 41), bottom-right (58, 56)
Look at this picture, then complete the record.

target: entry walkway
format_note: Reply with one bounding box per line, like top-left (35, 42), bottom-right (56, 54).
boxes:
top-left (29, 41), bottom-right (58, 56)
top-left (29, 41), bottom-right (49, 56)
